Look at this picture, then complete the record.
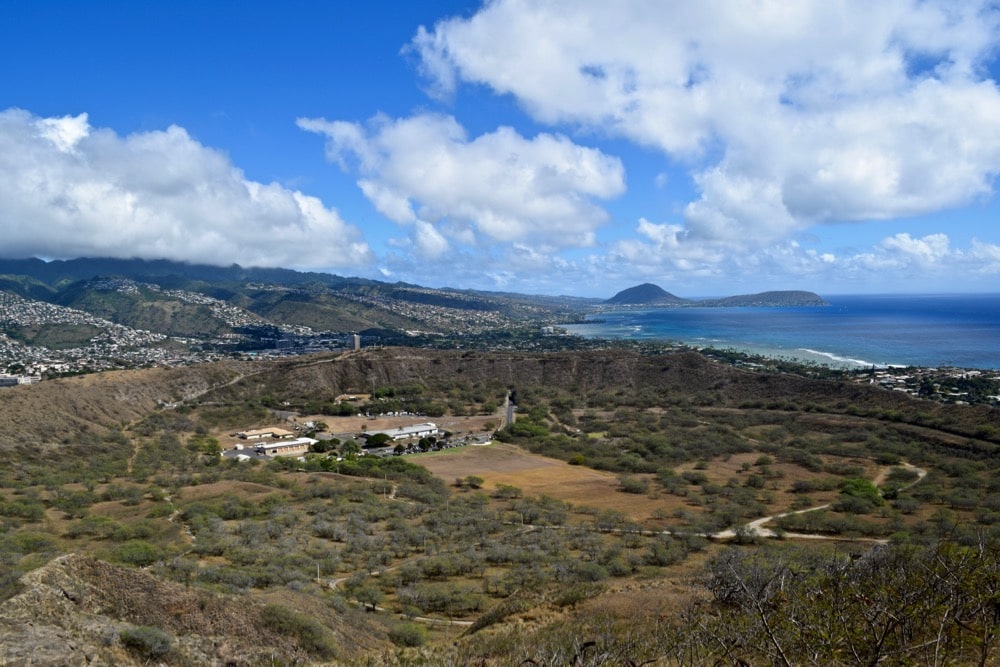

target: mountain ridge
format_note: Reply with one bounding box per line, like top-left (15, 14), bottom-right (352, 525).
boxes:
top-left (0, 257), bottom-right (594, 346)
top-left (606, 284), bottom-right (828, 307)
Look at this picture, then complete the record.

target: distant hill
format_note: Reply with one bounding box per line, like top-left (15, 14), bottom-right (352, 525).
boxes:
top-left (606, 283), bottom-right (689, 306)
top-left (604, 284), bottom-right (827, 308)
top-left (698, 290), bottom-right (829, 307)
top-left (0, 259), bottom-right (826, 354)
top-left (0, 257), bottom-right (598, 340)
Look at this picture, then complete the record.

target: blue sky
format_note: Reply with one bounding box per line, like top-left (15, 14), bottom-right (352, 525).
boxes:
top-left (3, 1), bottom-right (1000, 297)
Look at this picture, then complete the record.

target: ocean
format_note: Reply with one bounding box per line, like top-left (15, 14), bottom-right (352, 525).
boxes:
top-left (562, 294), bottom-right (1000, 370)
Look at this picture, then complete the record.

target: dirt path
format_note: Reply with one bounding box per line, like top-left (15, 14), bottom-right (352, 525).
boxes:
top-left (714, 460), bottom-right (928, 541)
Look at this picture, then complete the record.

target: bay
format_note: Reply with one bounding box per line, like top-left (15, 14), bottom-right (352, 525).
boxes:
top-left (563, 294), bottom-right (1000, 370)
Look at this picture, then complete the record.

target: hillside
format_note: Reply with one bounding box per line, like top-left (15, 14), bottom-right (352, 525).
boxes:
top-left (698, 290), bottom-right (829, 307)
top-left (603, 284), bottom-right (827, 308)
top-left (605, 282), bottom-right (689, 305)
top-left (2, 348), bottom-right (995, 453)
top-left (0, 361), bottom-right (252, 452)
top-left (2, 348), bottom-right (1000, 664)
top-left (0, 257), bottom-right (590, 339)
top-left (0, 553), bottom-right (385, 665)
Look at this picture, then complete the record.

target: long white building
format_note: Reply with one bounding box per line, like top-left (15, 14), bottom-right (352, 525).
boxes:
top-left (363, 422), bottom-right (439, 442)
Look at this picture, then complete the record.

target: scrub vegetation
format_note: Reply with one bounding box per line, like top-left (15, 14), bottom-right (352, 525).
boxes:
top-left (0, 347), bottom-right (999, 664)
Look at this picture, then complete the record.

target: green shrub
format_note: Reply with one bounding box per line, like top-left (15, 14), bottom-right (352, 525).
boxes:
top-left (119, 625), bottom-right (172, 659)
top-left (388, 622), bottom-right (428, 647)
top-left (261, 604), bottom-right (339, 659)
top-left (5, 531), bottom-right (58, 554)
top-left (618, 475), bottom-right (650, 494)
top-left (146, 503), bottom-right (174, 518)
top-left (113, 540), bottom-right (162, 566)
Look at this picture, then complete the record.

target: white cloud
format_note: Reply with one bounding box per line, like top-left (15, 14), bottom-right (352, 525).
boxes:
top-left (35, 112), bottom-right (90, 153)
top-left (581, 219), bottom-right (1000, 295)
top-left (971, 239), bottom-right (1000, 266)
top-left (297, 112), bottom-right (625, 251)
top-left (879, 232), bottom-right (952, 263)
top-left (0, 108), bottom-right (373, 270)
top-left (414, 1), bottom-right (1000, 247)
top-left (413, 220), bottom-right (451, 259)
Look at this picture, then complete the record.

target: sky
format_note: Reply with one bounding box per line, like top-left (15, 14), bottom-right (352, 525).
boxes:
top-left (3, 1), bottom-right (1000, 298)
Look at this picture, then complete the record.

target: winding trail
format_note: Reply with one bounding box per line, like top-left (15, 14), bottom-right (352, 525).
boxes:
top-left (713, 460), bottom-right (928, 541)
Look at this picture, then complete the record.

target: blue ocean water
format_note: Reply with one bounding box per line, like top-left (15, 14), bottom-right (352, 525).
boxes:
top-left (563, 294), bottom-right (1000, 370)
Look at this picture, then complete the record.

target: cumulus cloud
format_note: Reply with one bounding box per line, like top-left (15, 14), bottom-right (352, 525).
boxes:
top-left (971, 240), bottom-right (1000, 268)
top-left (879, 233), bottom-right (952, 263)
top-left (0, 108), bottom-right (373, 269)
top-left (414, 1), bottom-right (1000, 246)
top-left (297, 112), bottom-right (625, 251)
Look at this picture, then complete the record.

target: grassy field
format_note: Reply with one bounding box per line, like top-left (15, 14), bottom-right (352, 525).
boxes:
top-left (415, 442), bottom-right (669, 522)
top-left (414, 440), bottom-right (889, 532)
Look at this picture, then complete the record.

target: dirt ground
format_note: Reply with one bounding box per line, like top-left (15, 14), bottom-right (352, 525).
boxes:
top-left (414, 442), bottom-right (672, 524)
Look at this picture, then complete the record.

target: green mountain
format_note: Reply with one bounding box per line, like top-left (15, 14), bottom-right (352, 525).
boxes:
top-left (0, 257), bottom-right (596, 341)
top-left (605, 283), bottom-right (689, 305)
top-left (604, 284), bottom-right (827, 308)
top-left (698, 290), bottom-right (829, 307)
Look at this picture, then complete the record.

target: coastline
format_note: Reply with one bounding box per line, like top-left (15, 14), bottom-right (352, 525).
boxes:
top-left (563, 293), bottom-right (1000, 372)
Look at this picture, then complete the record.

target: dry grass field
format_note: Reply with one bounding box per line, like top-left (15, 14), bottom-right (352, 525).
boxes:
top-left (413, 441), bottom-right (911, 532)
top-left (416, 442), bottom-right (686, 524)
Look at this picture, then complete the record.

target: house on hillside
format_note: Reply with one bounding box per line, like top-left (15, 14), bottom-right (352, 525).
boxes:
top-left (254, 437), bottom-right (317, 457)
top-left (361, 422), bottom-right (439, 445)
top-left (236, 427), bottom-right (295, 440)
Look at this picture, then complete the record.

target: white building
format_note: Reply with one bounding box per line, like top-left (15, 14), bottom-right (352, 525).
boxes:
top-left (363, 422), bottom-right (439, 443)
top-left (255, 437), bottom-right (318, 457)
top-left (236, 427), bottom-right (295, 440)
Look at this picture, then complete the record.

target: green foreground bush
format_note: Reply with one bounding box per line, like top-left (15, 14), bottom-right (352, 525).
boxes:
top-left (119, 625), bottom-right (173, 659)
top-left (388, 621), bottom-right (428, 647)
top-left (261, 603), bottom-right (339, 659)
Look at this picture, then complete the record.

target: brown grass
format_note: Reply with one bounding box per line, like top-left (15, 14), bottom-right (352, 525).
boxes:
top-left (415, 443), bottom-right (671, 523)
top-left (174, 480), bottom-right (287, 503)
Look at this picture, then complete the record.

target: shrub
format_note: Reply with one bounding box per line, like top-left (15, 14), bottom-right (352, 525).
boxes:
top-left (681, 470), bottom-right (709, 485)
top-left (261, 604), bottom-right (339, 658)
top-left (113, 540), bottom-right (162, 567)
top-left (388, 622), bottom-right (428, 647)
top-left (492, 483), bottom-right (523, 499)
top-left (618, 475), bottom-right (650, 494)
top-left (5, 531), bottom-right (58, 554)
top-left (119, 625), bottom-right (172, 659)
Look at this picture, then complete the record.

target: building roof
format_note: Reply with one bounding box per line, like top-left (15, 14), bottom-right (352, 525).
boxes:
top-left (363, 422), bottom-right (439, 440)
top-left (238, 427), bottom-right (295, 439)
top-left (261, 437), bottom-right (317, 449)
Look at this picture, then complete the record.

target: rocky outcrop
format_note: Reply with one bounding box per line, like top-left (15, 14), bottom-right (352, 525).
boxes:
top-left (0, 553), bottom-right (377, 666)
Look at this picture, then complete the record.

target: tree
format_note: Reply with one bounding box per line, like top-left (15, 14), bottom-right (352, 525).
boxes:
top-left (340, 440), bottom-right (361, 457)
top-left (310, 440), bottom-right (332, 453)
top-left (690, 541), bottom-right (1000, 666)
top-left (353, 583), bottom-right (384, 611)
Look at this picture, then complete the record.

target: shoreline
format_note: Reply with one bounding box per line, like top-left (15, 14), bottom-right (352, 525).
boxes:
top-left (562, 293), bottom-right (1000, 372)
